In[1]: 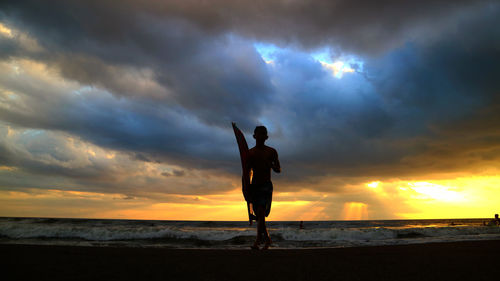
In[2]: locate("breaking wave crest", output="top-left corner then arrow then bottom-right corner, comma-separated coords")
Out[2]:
1,217 -> 499,248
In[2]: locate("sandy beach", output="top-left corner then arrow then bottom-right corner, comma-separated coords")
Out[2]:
2,240 -> 499,281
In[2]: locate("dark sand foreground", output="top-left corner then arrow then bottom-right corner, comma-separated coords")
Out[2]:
2,240 -> 500,281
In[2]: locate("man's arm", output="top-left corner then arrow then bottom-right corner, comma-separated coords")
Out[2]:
271,149 -> 281,173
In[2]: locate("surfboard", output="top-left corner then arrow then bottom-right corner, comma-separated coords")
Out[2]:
232,122 -> 257,224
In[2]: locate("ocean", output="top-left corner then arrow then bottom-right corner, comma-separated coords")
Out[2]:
1,217 -> 499,249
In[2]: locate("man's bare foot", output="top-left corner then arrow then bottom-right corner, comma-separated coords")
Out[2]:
262,236 -> 272,250
251,240 -> 260,250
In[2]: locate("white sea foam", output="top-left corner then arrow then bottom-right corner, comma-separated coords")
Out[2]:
8,222 -> 225,241
1,218 -> 499,248
0,220 -> 254,241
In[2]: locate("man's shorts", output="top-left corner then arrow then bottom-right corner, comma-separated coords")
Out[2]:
250,182 -> 273,217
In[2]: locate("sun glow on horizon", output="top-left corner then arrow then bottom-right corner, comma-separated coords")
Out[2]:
366,176 -> 500,219
405,182 -> 465,202
1,175 -> 499,221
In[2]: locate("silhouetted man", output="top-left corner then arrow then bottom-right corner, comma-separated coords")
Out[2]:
488,214 -> 500,226
248,126 -> 280,250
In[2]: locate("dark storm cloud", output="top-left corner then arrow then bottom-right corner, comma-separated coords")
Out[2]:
0,1 -> 275,187
151,0 -> 486,54
0,0 -> 487,56
0,1 -> 274,128
257,3 -> 500,187
0,123 -> 237,198
259,50 -> 407,185
361,8 -> 500,175
0,0 -> 499,195
0,82 -> 235,169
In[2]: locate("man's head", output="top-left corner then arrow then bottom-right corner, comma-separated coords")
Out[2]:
253,126 -> 268,142
496,214 -> 499,219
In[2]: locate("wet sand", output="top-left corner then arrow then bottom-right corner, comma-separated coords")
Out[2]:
2,240 -> 499,281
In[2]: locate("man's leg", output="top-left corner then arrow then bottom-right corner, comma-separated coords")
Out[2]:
252,206 -> 266,249
256,206 -> 271,249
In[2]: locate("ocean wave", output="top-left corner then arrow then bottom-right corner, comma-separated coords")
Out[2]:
1,219 -> 499,245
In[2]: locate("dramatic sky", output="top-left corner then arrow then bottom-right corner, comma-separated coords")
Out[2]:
1,0 -> 499,220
